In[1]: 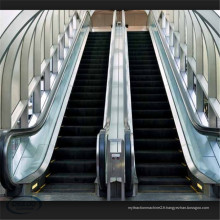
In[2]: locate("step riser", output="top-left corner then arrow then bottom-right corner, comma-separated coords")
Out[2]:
135,152 -> 184,163
56,137 -> 97,147
136,166 -> 187,176
46,176 -> 96,184
54,149 -> 96,160
133,119 -> 175,128
50,162 -> 96,173
67,100 -> 105,108
59,126 -> 101,136
134,140 -> 181,150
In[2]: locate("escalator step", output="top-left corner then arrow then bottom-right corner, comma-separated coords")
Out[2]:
72,86 -> 106,93
74,79 -> 106,86
46,173 -> 96,183
131,87 -> 165,94
50,160 -> 96,173
134,139 -> 181,150
54,148 -> 96,159
133,118 -> 175,128
130,75 -> 162,81
41,183 -> 95,193
130,69 -> 160,75
138,185 -> 194,193
62,116 -> 103,126
131,94 -> 168,102
65,108 -> 104,117
135,150 -> 184,163
133,128 -> 178,139
132,110 -> 172,118
132,102 -> 170,110
76,73 -> 107,80
136,163 -> 187,176
138,176 -> 191,185
59,126 -> 102,136
56,136 -> 97,147
70,93 -> 105,100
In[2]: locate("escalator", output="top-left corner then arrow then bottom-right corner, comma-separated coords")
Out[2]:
38,32 -> 111,193
128,31 -> 195,193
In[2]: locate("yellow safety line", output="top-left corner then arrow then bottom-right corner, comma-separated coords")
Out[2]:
181,163 -> 187,167
190,185 -> 199,193
185,176 -> 191,181
46,173 -> 51,178
50,160 -> 55,163
35,184 -> 46,193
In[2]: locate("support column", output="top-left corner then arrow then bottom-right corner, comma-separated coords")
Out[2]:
208,105 -> 217,127
44,65 -> 51,91
33,82 -> 41,114
174,37 -> 180,58
196,82 -> 203,113
65,28 -> 69,48
59,37 -> 64,60
169,28 -> 174,47
52,50 -> 58,73
180,49 -> 186,72
187,65 -> 194,90
20,106 -> 28,128
69,20 -> 74,38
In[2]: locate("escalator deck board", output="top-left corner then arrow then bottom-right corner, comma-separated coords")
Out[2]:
128,31 -> 192,193
39,32 -> 110,193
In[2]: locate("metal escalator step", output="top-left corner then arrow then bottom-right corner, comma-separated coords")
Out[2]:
136,163 -> 187,176
50,160 -> 96,173
135,150 -> 184,163
46,173 -> 96,183
62,116 -> 103,126
138,185 -> 195,193
56,136 -> 97,148
138,176 -> 191,185
41,183 -> 95,193
134,139 -> 181,150
54,148 -> 96,160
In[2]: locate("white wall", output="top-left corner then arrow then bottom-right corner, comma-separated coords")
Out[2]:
0,10 -> 21,36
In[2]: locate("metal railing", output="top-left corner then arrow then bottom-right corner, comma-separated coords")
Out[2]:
96,10 -> 117,196
103,10 -> 117,129
151,11 -> 220,137
122,10 -> 138,196
0,11 -> 91,195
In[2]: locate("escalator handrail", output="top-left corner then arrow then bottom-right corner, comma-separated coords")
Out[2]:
122,10 -> 129,130
122,10 -> 138,194
0,11 -> 90,191
97,10 -> 117,192
103,10 -> 117,129
152,11 -> 220,138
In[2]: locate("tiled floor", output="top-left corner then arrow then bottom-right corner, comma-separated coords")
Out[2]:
1,192 -> 219,201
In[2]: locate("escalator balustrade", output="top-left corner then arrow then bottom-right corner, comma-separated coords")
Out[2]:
38,32 -> 111,193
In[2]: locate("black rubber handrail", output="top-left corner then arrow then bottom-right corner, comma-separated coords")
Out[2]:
98,130 -> 107,192
125,130 -> 132,195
